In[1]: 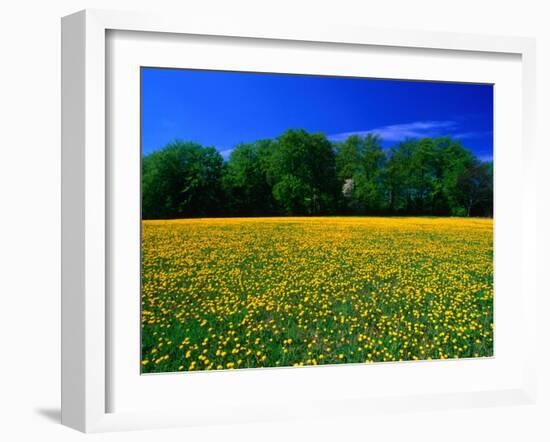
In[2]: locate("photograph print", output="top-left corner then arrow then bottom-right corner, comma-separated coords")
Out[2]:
140,68 -> 493,373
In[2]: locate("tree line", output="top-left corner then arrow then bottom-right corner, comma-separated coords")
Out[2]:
142,129 -> 493,219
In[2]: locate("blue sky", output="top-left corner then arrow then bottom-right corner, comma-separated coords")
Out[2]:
142,68 -> 493,161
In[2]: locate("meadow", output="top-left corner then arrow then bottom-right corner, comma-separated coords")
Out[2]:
141,217 -> 493,373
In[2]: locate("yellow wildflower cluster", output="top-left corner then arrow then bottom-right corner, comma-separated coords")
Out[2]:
141,217 -> 493,373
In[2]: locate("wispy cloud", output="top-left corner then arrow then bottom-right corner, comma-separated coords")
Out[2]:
328,120 -> 460,142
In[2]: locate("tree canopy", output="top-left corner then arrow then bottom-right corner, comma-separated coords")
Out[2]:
142,141 -> 224,219
142,129 -> 493,219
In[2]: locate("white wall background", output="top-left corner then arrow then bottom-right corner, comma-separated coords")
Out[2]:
0,1 -> 548,441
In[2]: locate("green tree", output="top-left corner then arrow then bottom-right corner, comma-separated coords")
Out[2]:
386,137 -> 489,216
408,137 -> 437,213
267,129 -> 337,215
142,140 -> 224,219
435,137 -> 477,216
141,132 -> 493,219
223,140 -> 275,216
456,160 -> 493,216
272,174 -> 311,215
335,133 -> 386,213
386,139 -> 417,213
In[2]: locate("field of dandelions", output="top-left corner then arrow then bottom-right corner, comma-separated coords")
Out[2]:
141,217 -> 493,373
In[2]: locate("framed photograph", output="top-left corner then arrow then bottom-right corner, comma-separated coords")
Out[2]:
61,9 -> 538,432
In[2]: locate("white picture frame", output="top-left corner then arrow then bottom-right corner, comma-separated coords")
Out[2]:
61,9 -> 538,433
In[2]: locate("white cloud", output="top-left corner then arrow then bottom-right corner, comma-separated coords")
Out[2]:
328,120 -> 459,142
